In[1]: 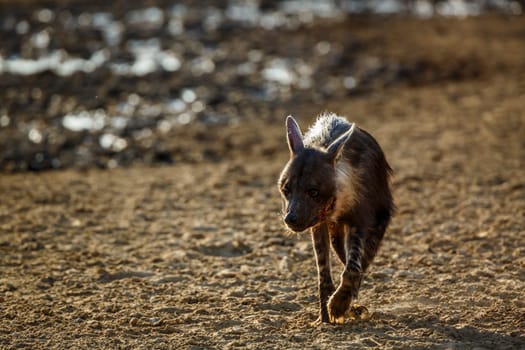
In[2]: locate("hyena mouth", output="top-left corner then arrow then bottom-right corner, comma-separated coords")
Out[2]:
306,198 -> 337,230
286,222 -> 311,233
284,199 -> 337,232
285,216 -> 320,232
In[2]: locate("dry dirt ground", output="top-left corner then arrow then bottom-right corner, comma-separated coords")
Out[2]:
1,15 -> 525,350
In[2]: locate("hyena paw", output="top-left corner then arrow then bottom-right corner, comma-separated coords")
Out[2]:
327,292 -> 351,324
310,316 -> 324,327
312,310 -> 332,325
347,304 -> 370,320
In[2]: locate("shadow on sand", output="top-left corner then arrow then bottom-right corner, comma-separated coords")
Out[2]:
328,311 -> 524,349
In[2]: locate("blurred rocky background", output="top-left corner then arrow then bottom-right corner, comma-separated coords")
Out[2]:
0,0 -> 523,171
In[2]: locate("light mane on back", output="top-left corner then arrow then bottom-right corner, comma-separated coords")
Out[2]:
303,112 -> 353,150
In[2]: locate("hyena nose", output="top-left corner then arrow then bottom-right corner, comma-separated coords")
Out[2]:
284,212 -> 297,226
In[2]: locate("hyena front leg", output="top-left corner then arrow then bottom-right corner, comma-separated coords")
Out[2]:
327,225 -> 364,324
311,223 -> 335,323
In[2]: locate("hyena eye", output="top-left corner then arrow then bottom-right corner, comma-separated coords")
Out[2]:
308,189 -> 319,198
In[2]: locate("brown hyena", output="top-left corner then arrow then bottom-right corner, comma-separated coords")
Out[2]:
278,113 -> 394,324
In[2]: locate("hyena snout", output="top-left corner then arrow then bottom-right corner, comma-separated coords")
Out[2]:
283,202 -> 317,232
284,211 -> 298,226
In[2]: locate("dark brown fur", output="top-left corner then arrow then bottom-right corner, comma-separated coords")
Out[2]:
278,113 -> 394,324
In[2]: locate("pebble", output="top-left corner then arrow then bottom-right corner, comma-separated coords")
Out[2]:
216,269 -> 237,278
279,256 -> 291,272
87,320 -> 102,329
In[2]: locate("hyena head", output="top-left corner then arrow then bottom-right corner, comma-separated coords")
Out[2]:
278,116 -> 354,232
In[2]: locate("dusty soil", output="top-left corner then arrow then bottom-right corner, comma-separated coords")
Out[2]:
1,11 -> 525,350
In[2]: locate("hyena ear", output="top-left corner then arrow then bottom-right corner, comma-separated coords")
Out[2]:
326,123 -> 355,163
286,115 -> 304,155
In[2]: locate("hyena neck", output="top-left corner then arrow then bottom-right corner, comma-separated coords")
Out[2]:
330,160 -> 359,221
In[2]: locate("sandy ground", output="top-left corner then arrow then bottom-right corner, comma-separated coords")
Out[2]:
1,12 -> 525,350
